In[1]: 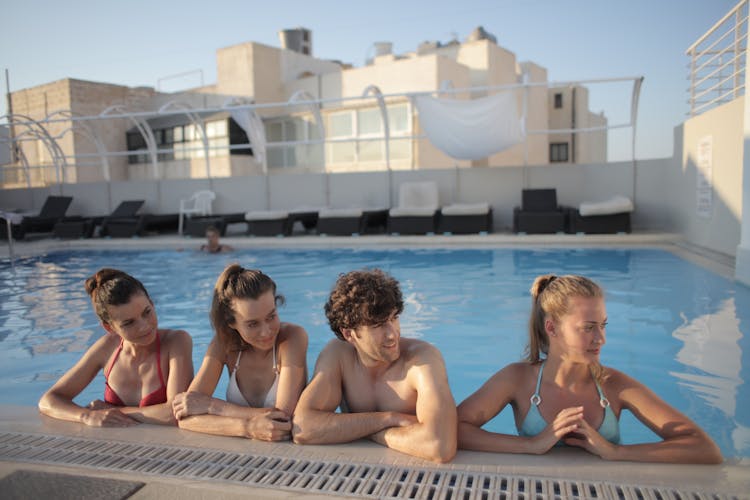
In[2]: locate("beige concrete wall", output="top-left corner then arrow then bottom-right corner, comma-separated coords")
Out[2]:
547,85 -> 606,165
675,97 -> 744,256
216,43 -> 256,97
341,54 -> 448,96
518,62 -> 549,166
10,80 -> 73,186
8,79 -> 162,185
278,49 -> 341,86
581,111 -> 608,164
69,79 -> 154,183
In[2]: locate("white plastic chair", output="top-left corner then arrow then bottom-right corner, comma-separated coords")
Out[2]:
178,190 -> 215,235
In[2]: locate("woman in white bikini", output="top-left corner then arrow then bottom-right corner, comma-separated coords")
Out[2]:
457,274 -> 722,463
172,264 -> 308,441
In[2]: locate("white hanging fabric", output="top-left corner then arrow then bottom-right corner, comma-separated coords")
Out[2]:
229,108 -> 267,171
413,92 -> 524,160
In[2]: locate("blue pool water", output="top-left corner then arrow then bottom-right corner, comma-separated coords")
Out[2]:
1,247 -> 748,459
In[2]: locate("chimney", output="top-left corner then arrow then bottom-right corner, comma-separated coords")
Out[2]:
279,28 -> 312,55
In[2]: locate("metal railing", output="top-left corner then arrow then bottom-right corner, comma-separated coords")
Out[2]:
0,76 -> 643,189
686,0 -> 748,117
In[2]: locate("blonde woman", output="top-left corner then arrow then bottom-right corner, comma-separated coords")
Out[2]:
172,264 -> 308,441
457,274 -> 722,464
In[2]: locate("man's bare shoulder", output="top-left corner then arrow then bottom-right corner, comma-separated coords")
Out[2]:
318,338 -> 356,360
400,338 -> 444,365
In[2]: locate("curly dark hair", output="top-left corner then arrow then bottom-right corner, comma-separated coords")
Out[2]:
324,269 -> 404,340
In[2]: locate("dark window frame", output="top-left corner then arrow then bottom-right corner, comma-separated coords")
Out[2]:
554,93 -> 563,109
550,142 -> 569,163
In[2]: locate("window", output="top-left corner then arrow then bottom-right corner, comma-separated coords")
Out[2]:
206,119 -> 227,139
126,118 -> 243,163
126,131 -> 148,164
327,112 -> 356,164
550,142 -> 569,162
265,116 -> 320,168
229,119 -> 252,156
554,93 -> 563,109
326,103 -> 411,165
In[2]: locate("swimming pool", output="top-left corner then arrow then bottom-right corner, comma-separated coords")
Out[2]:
1,247 -> 748,460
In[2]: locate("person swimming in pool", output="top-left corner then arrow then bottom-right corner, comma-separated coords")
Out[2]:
457,274 -> 722,464
199,225 -> 233,253
292,269 -> 457,463
172,264 -> 308,441
38,268 -> 194,426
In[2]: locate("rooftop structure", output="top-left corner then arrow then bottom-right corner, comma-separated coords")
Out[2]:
1,26 -> 613,188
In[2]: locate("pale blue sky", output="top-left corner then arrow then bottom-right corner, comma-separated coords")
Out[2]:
0,0 -> 739,161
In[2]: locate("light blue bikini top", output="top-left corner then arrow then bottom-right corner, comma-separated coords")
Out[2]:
226,343 -> 279,408
517,361 -> 620,445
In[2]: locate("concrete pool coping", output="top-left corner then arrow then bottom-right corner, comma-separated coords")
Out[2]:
0,405 -> 747,499
3,231 -> 738,280
2,233 -> 746,498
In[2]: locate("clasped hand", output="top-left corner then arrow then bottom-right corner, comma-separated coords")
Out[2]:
172,391 -> 213,420
83,399 -> 137,427
530,406 -> 616,458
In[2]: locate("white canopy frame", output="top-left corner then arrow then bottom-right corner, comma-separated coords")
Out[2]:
45,110 -> 111,181
158,100 -> 211,178
2,113 -> 68,187
100,104 -> 159,179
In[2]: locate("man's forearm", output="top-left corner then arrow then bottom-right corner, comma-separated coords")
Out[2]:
372,422 -> 456,463
293,410 -> 395,444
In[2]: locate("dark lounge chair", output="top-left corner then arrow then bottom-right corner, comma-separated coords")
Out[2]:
317,207 -> 389,236
513,188 -> 567,234
100,200 -> 148,238
566,195 -> 633,234
7,195 -> 73,240
53,200 -> 145,239
245,210 -> 292,237
387,181 -> 440,235
438,202 -> 493,234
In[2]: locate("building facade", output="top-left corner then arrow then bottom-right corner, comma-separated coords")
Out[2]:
3,27 -> 607,187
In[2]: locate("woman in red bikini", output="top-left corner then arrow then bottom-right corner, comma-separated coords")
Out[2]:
38,268 -> 194,426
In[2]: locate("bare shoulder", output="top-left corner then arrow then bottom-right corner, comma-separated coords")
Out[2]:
199,334 -> 230,366
94,332 -> 120,349
90,332 -> 120,357
319,338 -> 353,358
482,361 -> 532,389
401,338 -> 446,366
320,338 -> 355,356
159,329 -> 192,354
279,322 -> 309,345
161,328 -> 192,345
601,366 -> 640,391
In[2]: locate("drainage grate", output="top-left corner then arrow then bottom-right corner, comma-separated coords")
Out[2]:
0,432 -> 736,500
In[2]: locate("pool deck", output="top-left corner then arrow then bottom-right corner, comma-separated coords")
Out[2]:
1,232 -> 746,499
0,405 -> 748,499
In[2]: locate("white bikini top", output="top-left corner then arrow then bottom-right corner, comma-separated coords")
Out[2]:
226,342 -> 279,408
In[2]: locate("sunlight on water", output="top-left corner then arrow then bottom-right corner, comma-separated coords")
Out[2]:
0,248 -> 748,459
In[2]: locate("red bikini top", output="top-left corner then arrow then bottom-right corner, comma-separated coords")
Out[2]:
104,333 -> 167,407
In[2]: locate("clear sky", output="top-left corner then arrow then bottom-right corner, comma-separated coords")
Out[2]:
0,0 -> 739,161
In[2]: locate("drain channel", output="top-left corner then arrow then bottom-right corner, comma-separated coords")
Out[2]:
0,432 -> 735,500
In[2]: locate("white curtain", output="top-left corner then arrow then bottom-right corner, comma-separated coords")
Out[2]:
413,92 -> 524,160
230,108 -> 267,171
